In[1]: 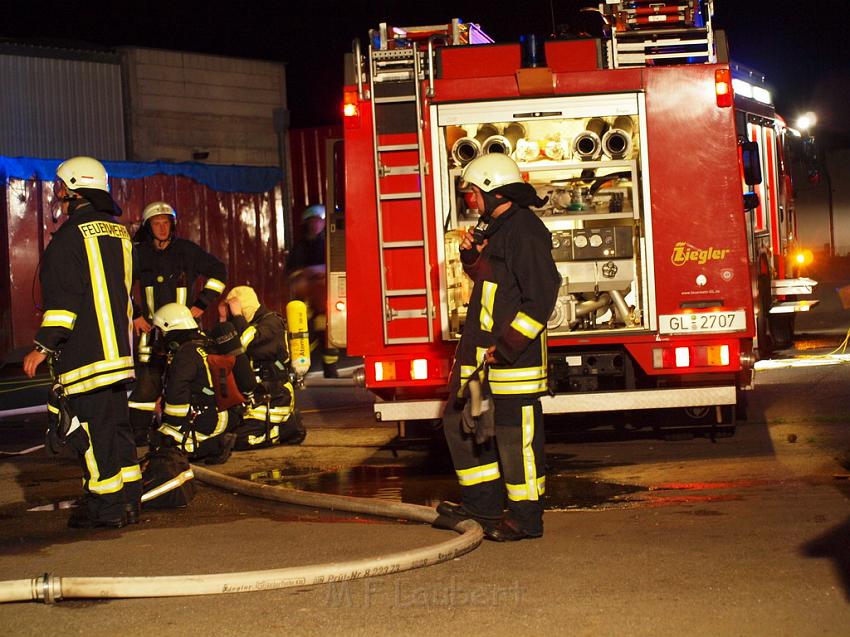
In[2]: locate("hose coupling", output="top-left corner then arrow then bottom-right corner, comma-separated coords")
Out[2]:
32,573 -> 61,604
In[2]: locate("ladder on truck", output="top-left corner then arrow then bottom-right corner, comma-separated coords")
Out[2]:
362,20 -> 492,345
367,38 -> 434,345
601,1 -> 717,68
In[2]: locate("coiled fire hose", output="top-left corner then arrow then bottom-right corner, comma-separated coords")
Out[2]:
0,465 -> 483,604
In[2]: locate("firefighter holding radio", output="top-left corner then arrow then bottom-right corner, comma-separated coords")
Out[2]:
435,153 -> 561,541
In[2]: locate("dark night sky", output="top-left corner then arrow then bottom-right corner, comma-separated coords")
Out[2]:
4,1 -> 849,141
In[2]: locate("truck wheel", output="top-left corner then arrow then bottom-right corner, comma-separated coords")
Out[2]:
756,273 -> 773,358
659,405 -> 737,439
768,313 -> 795,350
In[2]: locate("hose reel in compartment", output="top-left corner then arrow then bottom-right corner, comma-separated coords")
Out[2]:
445,115 -> 637,168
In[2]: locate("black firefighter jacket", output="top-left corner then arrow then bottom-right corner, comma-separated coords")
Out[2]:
231,305 -> 294,426
231,305 -> 290,379
34,205 -> 135,396
134,237 -> 226,319
457,204 -> 561,398
158,338 -> 228,452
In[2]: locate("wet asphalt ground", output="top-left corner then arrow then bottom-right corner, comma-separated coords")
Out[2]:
0,280 -> 849,634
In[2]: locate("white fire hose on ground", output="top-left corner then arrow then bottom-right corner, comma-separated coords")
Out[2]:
0,465 -> 483,604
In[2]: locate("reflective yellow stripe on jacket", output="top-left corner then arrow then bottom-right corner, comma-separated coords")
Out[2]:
204,278 -> 225,294
510,311 -> 544,340
487,365 -> 548,396
41,309 -> 77,329
479,282 -> 497,332
240,326 -> 258,349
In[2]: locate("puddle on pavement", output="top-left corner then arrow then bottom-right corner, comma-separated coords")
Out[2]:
246,463 -> 648,511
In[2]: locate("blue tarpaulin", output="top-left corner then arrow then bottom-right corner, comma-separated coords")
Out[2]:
0,156 -> 282,194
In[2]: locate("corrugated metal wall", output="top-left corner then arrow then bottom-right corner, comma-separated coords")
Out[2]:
0,53 -> 126,160
289,125 -> 340,217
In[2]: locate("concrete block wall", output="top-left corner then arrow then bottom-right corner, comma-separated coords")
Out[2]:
123,47 -> 286,166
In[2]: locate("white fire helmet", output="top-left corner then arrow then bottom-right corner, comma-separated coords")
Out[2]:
152,303 -> 198,333
461,154 -> 524,193
142,201 -> 177,224
302,204 -> 326,221
56,156 -> 110,192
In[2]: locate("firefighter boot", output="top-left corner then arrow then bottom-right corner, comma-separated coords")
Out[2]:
433,501 -> 501,534
484,516 -> 543,542
204,433 -> 237,465
67,498 -> 126,529
279,411 -> 307,445
124,502 -> 141,525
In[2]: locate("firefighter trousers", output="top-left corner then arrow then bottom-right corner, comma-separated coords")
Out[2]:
65,385 -> 142,521
128,354 -> 166,443
156,409 -> 230,462
233,382 -> 301,450
443,394 -> 546,534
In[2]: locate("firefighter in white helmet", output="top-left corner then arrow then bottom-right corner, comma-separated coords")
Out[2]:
23,156 -> 142,528
434,153 -> 561,541
128,200 -> 227,447
148,303 -> 237,465
286,204 -> 340,378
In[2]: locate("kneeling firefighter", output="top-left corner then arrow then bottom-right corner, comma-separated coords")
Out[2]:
435,154 -> 561,541
150,303 -> 236,465
221,286 -> 306,449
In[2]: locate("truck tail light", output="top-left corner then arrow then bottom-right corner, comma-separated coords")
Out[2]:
375,361 -> 396,381
653,344 -> 731,369
715,69 -> 733,107
343,90 -> 361,128
410,358 -> 429,380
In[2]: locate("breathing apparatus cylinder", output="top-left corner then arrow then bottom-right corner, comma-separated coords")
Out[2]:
286,300 -> 311,378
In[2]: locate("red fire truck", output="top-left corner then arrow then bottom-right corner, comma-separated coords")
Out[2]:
332,2 -> 817,433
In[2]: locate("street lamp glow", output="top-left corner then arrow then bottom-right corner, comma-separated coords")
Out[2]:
796,112 -> 817,131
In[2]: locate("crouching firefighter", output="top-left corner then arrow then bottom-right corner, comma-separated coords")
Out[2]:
434,154 -> 561,542
221,286 -> 306,449
150,303 -> 237,465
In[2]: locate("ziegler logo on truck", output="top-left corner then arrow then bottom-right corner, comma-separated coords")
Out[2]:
671,242 -> 730,267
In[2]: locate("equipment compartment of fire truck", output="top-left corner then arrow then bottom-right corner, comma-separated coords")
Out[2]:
336,2 -> 817,432
439,101 -> 647,342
